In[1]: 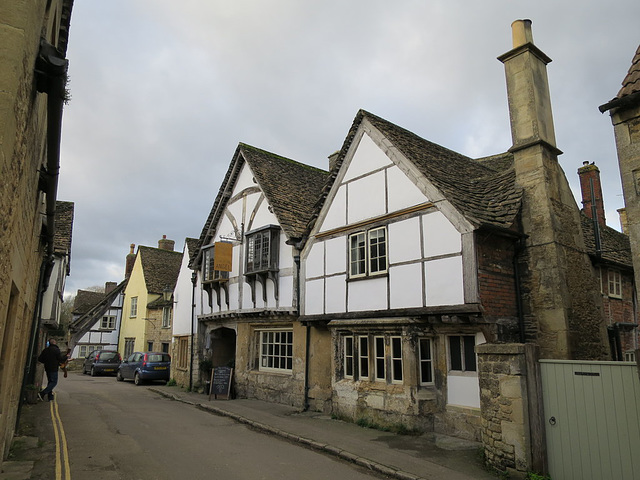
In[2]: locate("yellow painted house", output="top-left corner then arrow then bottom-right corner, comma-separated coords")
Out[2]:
119,236 -> 183,359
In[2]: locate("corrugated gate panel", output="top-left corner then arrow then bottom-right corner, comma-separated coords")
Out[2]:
540,360 -> 640,480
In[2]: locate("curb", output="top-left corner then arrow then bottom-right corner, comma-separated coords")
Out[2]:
150,388 -> 428,480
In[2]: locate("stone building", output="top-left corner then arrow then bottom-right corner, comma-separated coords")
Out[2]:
0,0 -> 74,464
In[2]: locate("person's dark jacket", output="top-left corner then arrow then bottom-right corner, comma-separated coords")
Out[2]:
38,344 -> 66,372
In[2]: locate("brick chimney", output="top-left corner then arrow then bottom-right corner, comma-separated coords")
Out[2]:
578,161 -> 606,227
125,244 -> 136,279
105,282 -> 117,294
158,235 -> 175,251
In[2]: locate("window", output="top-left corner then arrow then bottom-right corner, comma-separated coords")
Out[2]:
161,342 -> 170,353
101,315 -> 115,330
124,338 -> 135,358
130,297 -> 138,317
374,336 -> 385,381
259,330 -> 293,372
449,335 -> 477,372
177,337 -> 189,369
162,307 -> 171,328
358,336 -> 369,379
147,341 -> 153,352
390,336 -> 403,382
608,270 -> 622,298
349,227 -> 387,278
79,345 -> 97,358
419,338 -> 434,385
246,226 -> 280,274
625,351 -> 636,362
344,337 -> 354,378
202,244 -> 230,282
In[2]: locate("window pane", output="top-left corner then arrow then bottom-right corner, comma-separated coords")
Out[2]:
369,228 -> 387,274
419,338 -> 433,384
449,336 -> 462,371
359,337 -> 369,378
375,337 -> 385,380
350,233 -> 366,276
344,337 -> 354,377
258,329 -> 293,372
463,336 -> 476,372
391,337 -> 402,382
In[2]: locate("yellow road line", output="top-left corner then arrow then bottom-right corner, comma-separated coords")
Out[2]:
50,397 -> 71,480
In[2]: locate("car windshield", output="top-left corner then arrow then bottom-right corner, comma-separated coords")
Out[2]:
147,354 -> 170,363
99,352 -> 119,361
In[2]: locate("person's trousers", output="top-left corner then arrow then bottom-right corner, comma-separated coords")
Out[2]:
40,370 -> 58,400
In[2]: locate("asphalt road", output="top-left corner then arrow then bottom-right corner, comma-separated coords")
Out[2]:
50,373 -> 390,480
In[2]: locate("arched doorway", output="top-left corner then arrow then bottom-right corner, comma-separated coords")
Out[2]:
209,327 -> 236,368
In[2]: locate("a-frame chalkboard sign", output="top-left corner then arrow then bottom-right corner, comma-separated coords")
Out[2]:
209,366 -> 233,400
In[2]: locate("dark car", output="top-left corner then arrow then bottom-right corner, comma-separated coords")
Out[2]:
117,351 -> 171,385
83,350 -> 122,376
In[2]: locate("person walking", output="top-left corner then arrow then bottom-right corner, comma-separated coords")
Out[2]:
37,338 -> 68,401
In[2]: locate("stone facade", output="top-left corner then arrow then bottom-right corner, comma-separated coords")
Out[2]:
0,0 -> 73,464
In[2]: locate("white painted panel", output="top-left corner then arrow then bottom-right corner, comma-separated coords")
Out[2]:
306,243 -> 324,279
305,279 -> 324,315
232,244 -> 241,277
278,238 -> 293,269
387,164 -> 429,212
217,215 -> 237,243
389,263 -> 423,309
425,256 -> 464,306
229,283 -> 239,311
343,132 -> 393,181
254,281 -> 266,309
326,275 -> 347,313
319,185 -> 346,232
325,237 -> 346,275
241,282 -> 253,309
248,194 -> 278,229
235,162 -> 258,192
388,217 -> 422,264
279,275 -> 293,308
347,171 -> 386,224
348,277 -> 387,312
423,211 -> 461,257
447,375 -> 480,408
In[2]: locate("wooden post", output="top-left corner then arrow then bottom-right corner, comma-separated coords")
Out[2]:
525,343 -> 548,475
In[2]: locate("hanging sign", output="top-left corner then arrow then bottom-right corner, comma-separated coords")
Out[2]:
214,242 -> 232,272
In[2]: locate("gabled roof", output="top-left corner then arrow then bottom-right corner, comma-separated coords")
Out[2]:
72,289 -> 105,316
138,246 -> 183,295
54,201 -> 74,256
580,215 -> 633,268
69,280 -> 127,341
599,44 -> 640,112
193,143 -> 328,267
185,237 -> 199,256
311,110 -> 522,232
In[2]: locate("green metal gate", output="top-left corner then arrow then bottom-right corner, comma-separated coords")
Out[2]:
540,360 -> 640,480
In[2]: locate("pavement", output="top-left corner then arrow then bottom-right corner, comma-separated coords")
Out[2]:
2,384 -> 499,480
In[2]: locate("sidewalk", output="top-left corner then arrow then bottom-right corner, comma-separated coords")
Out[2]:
149,385 -> 497,480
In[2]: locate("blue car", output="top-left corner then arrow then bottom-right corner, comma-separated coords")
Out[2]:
116,351 -> 171,385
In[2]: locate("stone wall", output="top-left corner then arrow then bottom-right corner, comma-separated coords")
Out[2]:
477,343 -> 540,477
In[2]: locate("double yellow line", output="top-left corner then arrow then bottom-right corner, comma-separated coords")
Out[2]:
49,397 -> 71,480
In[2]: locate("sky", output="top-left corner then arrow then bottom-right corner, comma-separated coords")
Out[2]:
58,0 -> 640,296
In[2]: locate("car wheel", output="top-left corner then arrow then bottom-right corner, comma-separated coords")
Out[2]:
134,372 -> 142,385
90,367 -> 96,377
116,370 -> 124,382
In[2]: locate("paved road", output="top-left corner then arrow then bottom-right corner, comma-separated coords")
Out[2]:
54,373 -> 390,480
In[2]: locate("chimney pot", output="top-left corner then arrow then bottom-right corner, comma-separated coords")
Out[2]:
511,19 -> 533,48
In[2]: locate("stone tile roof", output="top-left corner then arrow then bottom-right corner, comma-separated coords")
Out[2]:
72,290 -> 105,315
313,110 -> 522,232
185,237 -> 199,256
580,214 -> 633,268
138,246 -> 183,295
54,201 -> 74,255
69,280 -> 127,337
193,144 -> 328,267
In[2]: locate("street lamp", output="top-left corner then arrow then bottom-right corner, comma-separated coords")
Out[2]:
163,285 -> 172,302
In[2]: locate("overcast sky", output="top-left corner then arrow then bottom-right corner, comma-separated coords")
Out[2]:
58,0 -> 640,296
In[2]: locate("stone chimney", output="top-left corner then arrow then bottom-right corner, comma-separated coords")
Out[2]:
328,151 -> 340,172
105,282 -> 117,294
618,208 -> 628,234
158,235 -> 175,251
125,244 -> 136,279
498,20 -> 608,360
578,161 -> 606,227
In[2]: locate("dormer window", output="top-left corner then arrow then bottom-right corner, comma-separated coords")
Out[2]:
245,225 -> 280,274
201,242 -> 231,308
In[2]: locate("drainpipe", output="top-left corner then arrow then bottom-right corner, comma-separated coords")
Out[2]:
513,236 -> 527,343
292,250 -> 310,411
190,271 -> 197,391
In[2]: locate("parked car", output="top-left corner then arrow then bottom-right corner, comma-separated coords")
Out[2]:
117,351 -> 171,385
83,350 -> 122,376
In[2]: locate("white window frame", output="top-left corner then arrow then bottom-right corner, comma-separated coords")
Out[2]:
624,351 -> 636,362
258,329 -> 293,373
374,336 -> 386,381
448,335 -> 477,373
418,338 -> 434,385
344,336 -> 354,378
608,269 -> 622,298
130,297 -> 138,317
348,227 -> 388,279
162,307 -> 171,328
390,336 -> 403,383
101,315 -> 116,330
